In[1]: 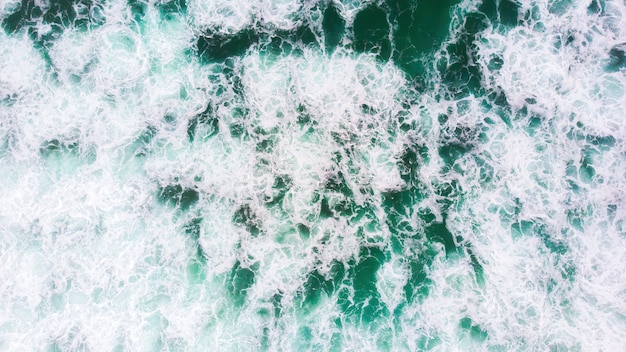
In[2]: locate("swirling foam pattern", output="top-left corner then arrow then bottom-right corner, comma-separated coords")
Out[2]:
1,0 -> 625,350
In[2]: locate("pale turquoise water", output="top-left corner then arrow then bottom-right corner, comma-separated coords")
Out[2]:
0,0 -> 625,350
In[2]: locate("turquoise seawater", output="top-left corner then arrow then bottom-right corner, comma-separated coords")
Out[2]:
1,0 -> 625,350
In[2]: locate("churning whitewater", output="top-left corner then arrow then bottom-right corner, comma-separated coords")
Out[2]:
1,0 -> 625,350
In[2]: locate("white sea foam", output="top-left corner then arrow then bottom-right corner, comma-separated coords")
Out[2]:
188,0 -> 303,33
423,0 -> 626,349
1,0 -> 626,350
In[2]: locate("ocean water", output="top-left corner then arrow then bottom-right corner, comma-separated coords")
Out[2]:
0,0 -> 625,350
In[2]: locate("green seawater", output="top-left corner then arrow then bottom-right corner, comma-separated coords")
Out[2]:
1,0 -> 625,350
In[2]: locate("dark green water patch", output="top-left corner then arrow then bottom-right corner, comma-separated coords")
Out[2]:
258,21 -> 323,58
539,230 -> 568,257
319,194 -> 377,226
229,120 -> 248,140
139,126 -> 158,143
297,223 -> 311,240
579,147 -> 597,183
318,168 -> 370,220
260,34 -> 293,58
418,207 -> 438,225
541,226 -> 576,282
324,171 -> 353,197
218,58 -> 247,97
352,5 -> 391,61
438,143 -> 472,170
567,208 -> 585,232
381,187 -> 429,257
587,134 -> 616,151
588,0 -> 606,14
459,317 -> 488,342
227,105 -> 249,135
39,138 -> 97,170
156,0 -> 186,18
323,2 -> 345,54
524,113 -> 544,137
228,260 -> 259,307
488,54 -> 504,71
232,204 -> 263,237
3,0 -> 104,35
393,213 -> 468,308
163,112 -> 177,127
473,154 -> 496,186
157,184 -> 199,210
3,0 -> 41,34
424,219 -> 458,256
387,0 -> 461,78
438,12 -> 488,99
433,179 -> 461,212
200,21 -> 321,62
338,246 -> 389,323
1,92 -> 18,107
607,204 -> 617,223
384,145 -> 431,246
295,103 -> 315,126
128,0 -> 147,22
466,245 -> 485,287
486,91 -> 513,127
269,291 -> 283,318
254,131 -> 277,153
265,174 -> 292,207
196,28 -> 259,63
479,0 -> 521,27
397,144 -> 429,185
273,25 -> 319,52
566,122 -> 617,151
187,104 -> 219,142
606,43 -> 626,72
319,195 -> 351,219
403,252 -> 435,304
299,261 -> 345,311
438,123 -> 481,170
3,0 -> 105,69
258,326 -> 270,351
183,217 -> 202,241
39,139 -> 79,158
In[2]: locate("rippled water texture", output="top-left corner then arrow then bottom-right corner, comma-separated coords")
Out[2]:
1,0 -> 625,350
